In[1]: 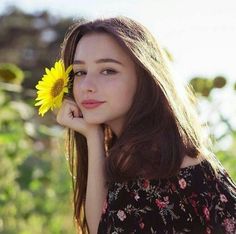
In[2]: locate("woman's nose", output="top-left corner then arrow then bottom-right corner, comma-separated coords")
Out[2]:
79,75 -> 97,93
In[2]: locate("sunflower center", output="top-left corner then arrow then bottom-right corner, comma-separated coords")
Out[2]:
51,78 -> 64,97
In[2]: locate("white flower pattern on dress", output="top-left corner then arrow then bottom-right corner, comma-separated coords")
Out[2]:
117,210 -> 127,221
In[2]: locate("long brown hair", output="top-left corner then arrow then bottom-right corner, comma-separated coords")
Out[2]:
60,16 -> 214,233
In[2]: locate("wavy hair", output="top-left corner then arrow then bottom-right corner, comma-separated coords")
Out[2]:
60,16 -> 214,234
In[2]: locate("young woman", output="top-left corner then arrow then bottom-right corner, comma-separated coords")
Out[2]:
56,16 -> 236,234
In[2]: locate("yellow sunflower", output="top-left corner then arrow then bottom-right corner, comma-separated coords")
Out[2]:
35,59 -> 72,116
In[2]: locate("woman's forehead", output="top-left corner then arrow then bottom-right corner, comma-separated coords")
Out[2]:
73,33 -> 131,64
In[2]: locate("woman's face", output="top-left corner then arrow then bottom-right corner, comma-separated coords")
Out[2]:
72,32 -> 137,137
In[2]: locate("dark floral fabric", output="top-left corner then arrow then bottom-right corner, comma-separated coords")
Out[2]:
97,160 -> 236,234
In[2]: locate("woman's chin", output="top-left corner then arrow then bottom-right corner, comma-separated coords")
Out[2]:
83,116 -> 105,125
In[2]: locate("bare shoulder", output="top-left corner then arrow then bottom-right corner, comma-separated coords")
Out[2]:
180,154 -> 205,168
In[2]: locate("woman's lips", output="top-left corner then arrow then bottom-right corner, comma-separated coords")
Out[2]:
81,102 -> 105,109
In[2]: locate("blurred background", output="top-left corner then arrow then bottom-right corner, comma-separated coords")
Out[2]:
0,0 -> 235,233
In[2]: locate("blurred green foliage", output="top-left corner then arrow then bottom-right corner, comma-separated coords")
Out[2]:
189,75 -> 236,180
0,86 -> 75,233
0,6 -> 85,90
0,86 -> 74,234
0,7 -> 79,233
0,53 -> 75,232
190,76 -> 227,97
0,63 -> 24,84
0,6 -> 235,234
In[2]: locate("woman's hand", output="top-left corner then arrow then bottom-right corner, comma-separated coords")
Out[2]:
56,98 -> 103,139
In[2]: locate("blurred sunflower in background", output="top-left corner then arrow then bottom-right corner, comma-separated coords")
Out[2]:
35,60 -> 72,116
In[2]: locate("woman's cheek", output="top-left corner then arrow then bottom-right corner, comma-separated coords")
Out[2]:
73,78 -> 80,95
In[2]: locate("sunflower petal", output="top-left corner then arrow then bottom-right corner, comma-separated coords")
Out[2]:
35,60 -> 72,117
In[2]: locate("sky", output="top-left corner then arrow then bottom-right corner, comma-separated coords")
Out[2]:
1,0 -> 235,149
1,0 -> 236,84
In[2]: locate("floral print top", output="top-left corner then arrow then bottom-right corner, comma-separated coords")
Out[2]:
97,159 -> 236,233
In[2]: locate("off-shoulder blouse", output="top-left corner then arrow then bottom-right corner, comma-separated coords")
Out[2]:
98,159 -> 236,233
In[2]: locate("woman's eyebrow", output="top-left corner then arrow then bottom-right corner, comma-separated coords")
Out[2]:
73,58 -> 124,66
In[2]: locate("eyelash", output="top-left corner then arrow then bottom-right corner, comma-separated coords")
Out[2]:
73,69 -> 117,77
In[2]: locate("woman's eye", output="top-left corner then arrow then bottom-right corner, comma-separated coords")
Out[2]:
73,71 -> 86,77
73,69 -> 117,78
102,69 -> 117,75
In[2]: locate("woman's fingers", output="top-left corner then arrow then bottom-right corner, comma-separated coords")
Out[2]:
56,99 -> 84,131
63,98 -> 83,117
56,99 -> 103,138
68,100 -> 80,118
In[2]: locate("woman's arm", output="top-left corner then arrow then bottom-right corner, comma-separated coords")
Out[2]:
85,129 -> 108,234
56,99 -> 108,234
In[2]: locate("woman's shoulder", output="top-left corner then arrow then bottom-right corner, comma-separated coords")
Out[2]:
180,154 -> 204,169
110,153 -> 235,193
112,155 -> 212,190
178,154 -> 216,177
176,154 -> 236,197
